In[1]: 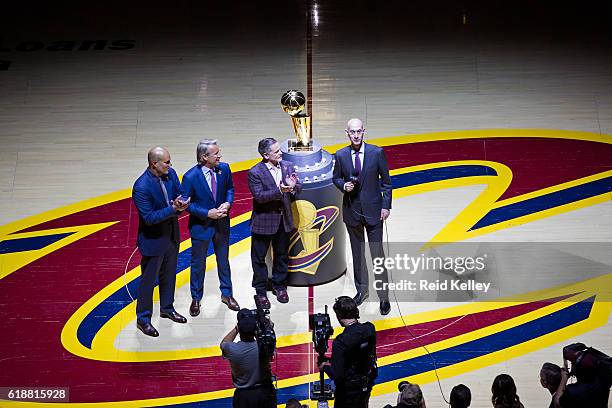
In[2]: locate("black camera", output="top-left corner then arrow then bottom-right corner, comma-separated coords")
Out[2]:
252,295 -> 276,360
563,343 -> 612,385
309,308 -> 334,357
309,306 -> 335,403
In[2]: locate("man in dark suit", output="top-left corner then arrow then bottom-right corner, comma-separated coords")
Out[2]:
132,146 -> 189,337
182,139 -> 239,317
248,137 -> 301,308
332,118 -> 392,315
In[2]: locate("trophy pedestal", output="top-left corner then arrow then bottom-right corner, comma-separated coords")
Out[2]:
281,140 -> 347,286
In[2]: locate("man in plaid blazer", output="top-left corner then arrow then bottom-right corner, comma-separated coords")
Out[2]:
248,137 -> 301,308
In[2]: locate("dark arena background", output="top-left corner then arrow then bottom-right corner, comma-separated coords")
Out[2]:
1,1 -> 611,407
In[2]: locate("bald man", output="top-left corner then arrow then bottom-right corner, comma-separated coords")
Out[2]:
132,147 -> 190,337
332,119 -> 392,315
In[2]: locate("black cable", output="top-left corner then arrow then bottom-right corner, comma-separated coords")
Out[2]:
383,219 -> 452,406
344,182 -> 453,405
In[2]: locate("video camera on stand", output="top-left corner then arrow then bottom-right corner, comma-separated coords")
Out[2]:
252,295 -> 277,361
309,306 -> 335,407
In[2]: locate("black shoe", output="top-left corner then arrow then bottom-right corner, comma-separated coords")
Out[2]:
353,292 -> 369,306
272,288 -> 289,303
189,299 -> 201,317
160,310 -> 187,323
380,300 -> 391,315
137,321 -> 159,337
255,294 -> 271,309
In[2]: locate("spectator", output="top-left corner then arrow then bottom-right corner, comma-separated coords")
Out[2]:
491,374 -> 524,408
540,363 -> 562,408
285,398 -> 302,408
450,384 -> 471,408
382,381 -> 426,408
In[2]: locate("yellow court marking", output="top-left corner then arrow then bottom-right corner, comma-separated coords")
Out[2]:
6,274 -> 612,407
1,129 -> 611,406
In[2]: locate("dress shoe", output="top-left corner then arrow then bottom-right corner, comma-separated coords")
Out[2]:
256,294 -> 271,309
272,288 -> 289,303
160,310 -> 187,323
353,292 -> 369,306
221,295 -> 240,311
189,299 -> 201,317
137,321 -> 159,337
380,300 -> 391,316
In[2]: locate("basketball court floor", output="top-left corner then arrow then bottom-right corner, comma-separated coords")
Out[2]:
1,1 -> 611,407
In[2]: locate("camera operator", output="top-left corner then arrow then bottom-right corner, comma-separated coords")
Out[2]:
318,296 -> 377,408
221,308 -> 276,408
552,355 -> 610,408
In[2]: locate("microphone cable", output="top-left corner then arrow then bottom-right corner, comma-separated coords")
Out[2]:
343,181 -> 453,405
382,218 -> 453,406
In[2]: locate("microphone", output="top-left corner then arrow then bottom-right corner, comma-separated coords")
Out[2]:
349,170 -> 360,189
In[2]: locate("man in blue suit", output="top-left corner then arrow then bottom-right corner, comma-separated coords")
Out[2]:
182,139 -> 239,316
332,118 -> 392,315
132,146 -> 190,337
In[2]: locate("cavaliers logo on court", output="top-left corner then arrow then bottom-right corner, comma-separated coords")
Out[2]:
0,129 -> 610,406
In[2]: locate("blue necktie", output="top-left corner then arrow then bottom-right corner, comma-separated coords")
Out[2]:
159,178 -> 170,207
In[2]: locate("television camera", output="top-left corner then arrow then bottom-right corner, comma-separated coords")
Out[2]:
309,306 -> 335,406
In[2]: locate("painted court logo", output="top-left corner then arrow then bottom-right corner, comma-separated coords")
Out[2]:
288,201 -> 339,275
0,129 -> 610,406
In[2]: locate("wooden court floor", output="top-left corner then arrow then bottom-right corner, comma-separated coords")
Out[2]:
1,1 -> 611,407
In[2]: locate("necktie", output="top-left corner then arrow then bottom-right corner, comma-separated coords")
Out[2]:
210,169 -> 217,199
159,178 -> 170,207
354,150 -> 361,173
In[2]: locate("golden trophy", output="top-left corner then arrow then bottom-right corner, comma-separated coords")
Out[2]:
281,90 -> 312,151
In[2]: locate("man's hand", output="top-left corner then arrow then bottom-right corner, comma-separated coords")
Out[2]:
208,208 -> 227,219
344,182 -> 355,192
280,184 -> 294,193
285,174 -> 297,188
172,196 -> 190,212
218,202 -> 231,212
381,208 -> 390,221
318,361 -> 331,371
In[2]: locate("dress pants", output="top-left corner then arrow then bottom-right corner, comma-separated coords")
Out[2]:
233,383 -> 276,408
346,218 -> 389,301
137,242 -> 178,323
334,390 -> 371,408
190,229 -> 233,301
251,223 -> 289,295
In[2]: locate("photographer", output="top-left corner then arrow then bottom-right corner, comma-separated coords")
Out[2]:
553,358 -> 610,408
319,296 -> 377,408
221,309 -> 276,408
383,381 -> 426,408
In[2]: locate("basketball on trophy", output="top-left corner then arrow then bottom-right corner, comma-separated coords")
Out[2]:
281,90 -> 306,116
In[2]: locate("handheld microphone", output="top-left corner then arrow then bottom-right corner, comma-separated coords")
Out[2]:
349,170 -> 360,189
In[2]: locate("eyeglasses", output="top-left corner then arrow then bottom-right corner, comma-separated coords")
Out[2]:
346,129 -> 365,136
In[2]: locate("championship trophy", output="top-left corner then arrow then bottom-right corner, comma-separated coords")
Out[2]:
279,90 -> 346,286
281,90 -> 312,152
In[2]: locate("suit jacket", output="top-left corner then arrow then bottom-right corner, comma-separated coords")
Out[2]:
182,162 -> 234,240
332,142 -> 392,226
132,167 -> 182,256
248,160 -> 302,234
